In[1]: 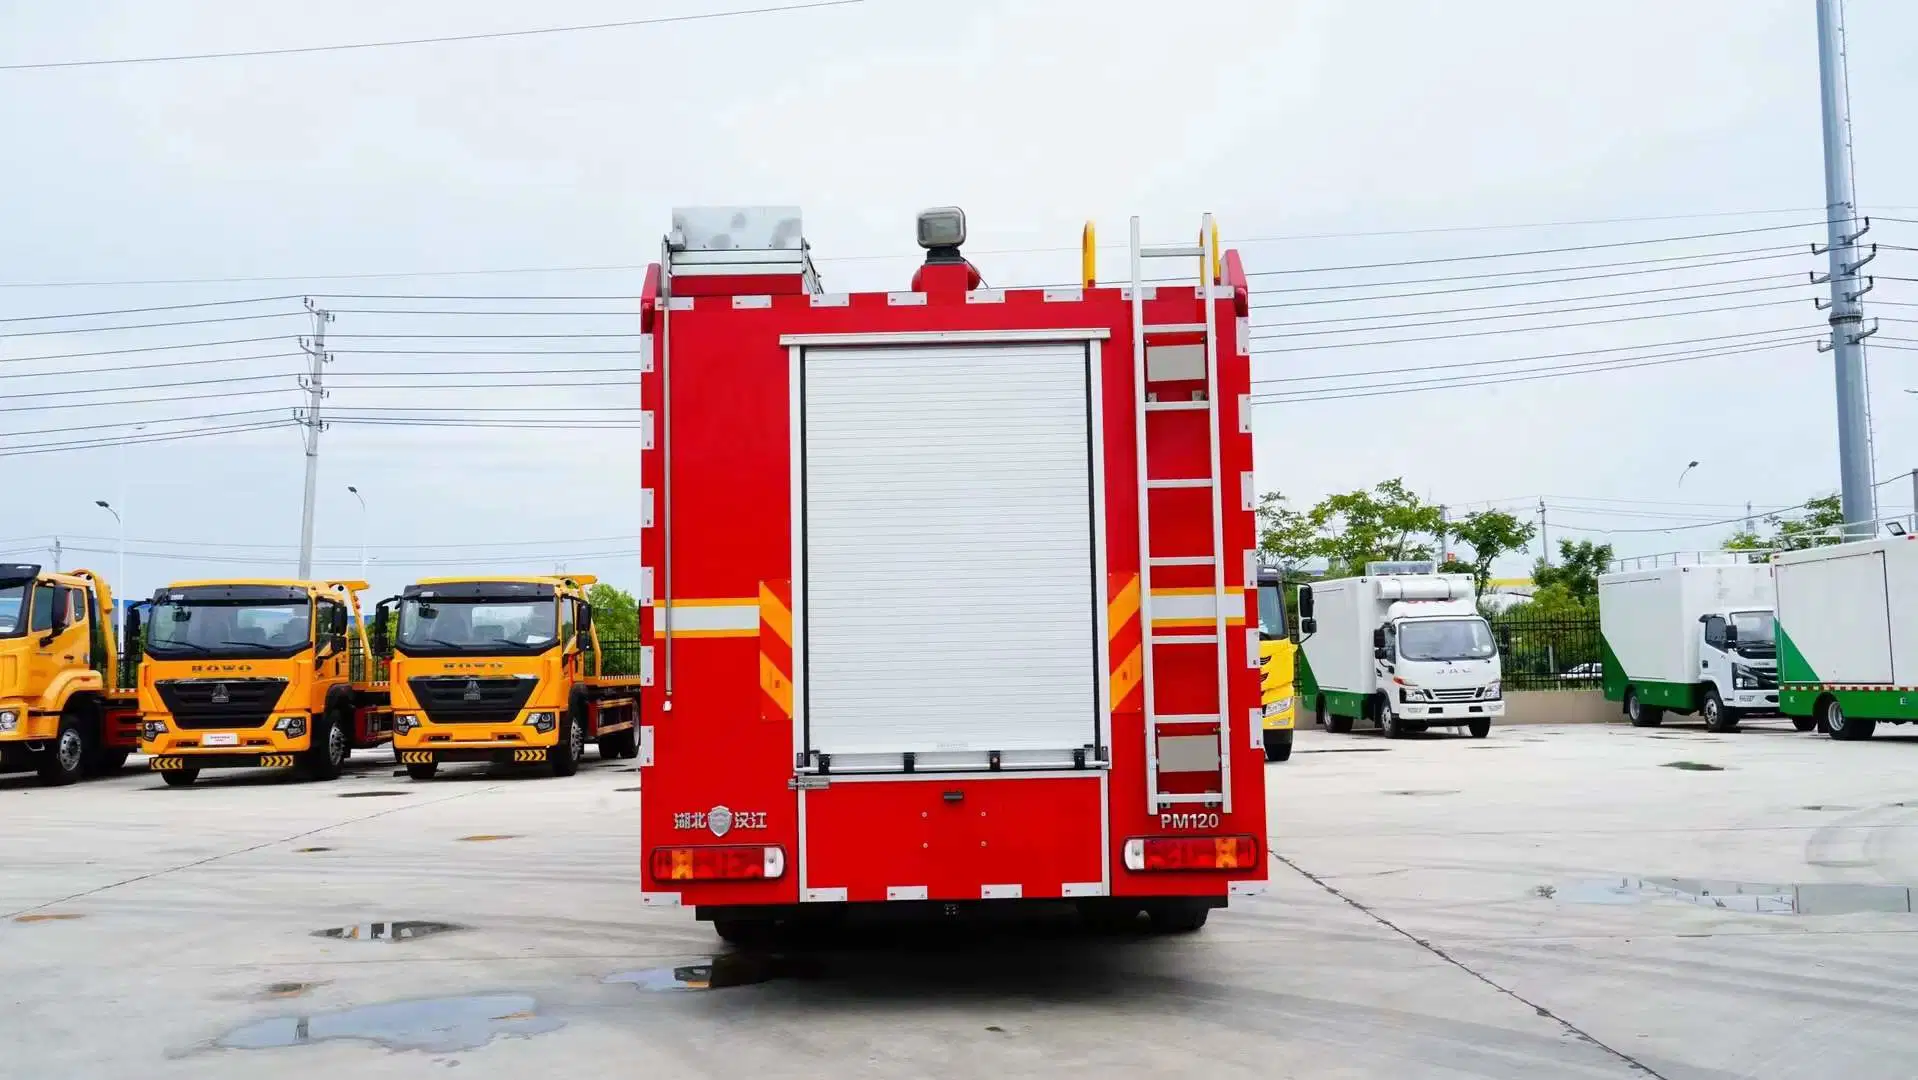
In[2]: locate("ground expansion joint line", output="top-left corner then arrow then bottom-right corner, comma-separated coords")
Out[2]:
3,784 -> 499,920
1268,850 -> 1672,1079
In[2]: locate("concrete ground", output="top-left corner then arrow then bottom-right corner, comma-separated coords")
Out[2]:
2,723 -> 1915,1079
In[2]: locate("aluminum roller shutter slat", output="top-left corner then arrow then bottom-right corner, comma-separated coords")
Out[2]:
802,342 -> 1100,759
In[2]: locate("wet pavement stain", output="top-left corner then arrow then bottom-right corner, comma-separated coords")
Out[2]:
312,921 -> 466,943
1801,804 -> 1861,812
264,981 -> 319,998
337,791 -> 411,799
604,953 -> 795,991
12,913 -> 83,923
457,834 -> 520,843
218,993 -> 561,1053
1295,747 -> 1393,754
1661,761 -> 1725,771
615,786 -> 641,792
1539,877 -> 1916,914
1384,789 -> 1459,797
294,847 -> 334,853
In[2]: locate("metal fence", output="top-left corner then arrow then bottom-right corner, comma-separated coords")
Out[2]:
1492,617 -> 1602,692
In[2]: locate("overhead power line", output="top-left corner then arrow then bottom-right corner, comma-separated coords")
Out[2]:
0,1 -> 864,70
1250,279 -> 1808,333
0,418 -> 297,458
0,309 -> 302,338
1249,327 -> 1811,387
1252,265 -> 1805,309
1241,222 -> 1821,279
1249,298 -> 1807,350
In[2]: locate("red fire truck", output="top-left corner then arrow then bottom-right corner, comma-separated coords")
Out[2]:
635,206 -> 1269,941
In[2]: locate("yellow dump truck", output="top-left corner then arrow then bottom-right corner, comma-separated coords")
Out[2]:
1256,566 -> 1296,762
0,564 -> 142,784
136,579 -> 392,786
380,575 -> 641,779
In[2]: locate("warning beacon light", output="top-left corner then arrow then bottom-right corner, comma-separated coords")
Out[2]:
916,206 -> 967,255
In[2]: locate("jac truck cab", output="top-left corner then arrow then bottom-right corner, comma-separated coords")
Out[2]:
1255,566 -> 1296,762
1297,563 -> 1503,739
0,564 -> 141,784
137,579 -> 392,786
381,575 -> 640,779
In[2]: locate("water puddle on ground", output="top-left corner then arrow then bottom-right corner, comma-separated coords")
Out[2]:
1661,761 -> 1725,771
337,791 -> 411,799
604,953 -> 794,992
1537,877 -> 1915,915
218,993 -> 560,1053
263,981 -> 319,998
312,921 -> 466,943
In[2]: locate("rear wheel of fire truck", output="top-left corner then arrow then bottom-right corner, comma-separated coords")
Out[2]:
1323,697 -> 1353,735
36,708 -> 91,786
299,712 -> 349,781
1467,717 -> 1492,739
549,714 -> 585,777
1624,689 -> 1663,728
1701,688 -> 1739,733
160,767 -> 200,788
1145,899 -> 1210,934
1262,729 -> 1292,762
1792,715 -> 1818,732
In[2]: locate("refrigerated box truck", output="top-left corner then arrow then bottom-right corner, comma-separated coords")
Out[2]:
1774,537 -> 1918,740
1296,564 -> 1502,739
1598,560 -> 1781,732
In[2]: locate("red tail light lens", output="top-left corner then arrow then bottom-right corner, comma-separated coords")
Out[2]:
648,845 -> 786,882
1122,834 -> 1259,871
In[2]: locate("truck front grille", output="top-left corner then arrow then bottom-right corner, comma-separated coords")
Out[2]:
408,676 -> 537,725
1429,688 -> 1482,702
154,678 -> 287,730
1752,668 -> 1779,690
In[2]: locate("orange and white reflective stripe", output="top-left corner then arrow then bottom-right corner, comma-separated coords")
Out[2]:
1147,587 -> 1249,631
649,599 -> 759,638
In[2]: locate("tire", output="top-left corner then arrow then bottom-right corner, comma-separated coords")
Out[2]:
1701,688 -> 1740,733
1625,689 -> 1664,728
1325,698 -> 1353,735
299,714 -> 348,781
1146,900 -> 1210,933
1379,697 -> 1405,739
711,918 -> 778,947
37,710 -> 89,786
1313,696 -> 1327,728
1824,698 -> 1876,741
405,762 -> 439,780
160,767 -> 200,788
1792,715 -> 1818,733
86,747 -> 130,776
1468,717 -> 1492,739
598,725 -> 637,761
1262,729 -> 1293,763
549,714 -> 584,777
1077,899 -> 1145,934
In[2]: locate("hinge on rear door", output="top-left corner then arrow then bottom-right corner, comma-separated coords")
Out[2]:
788,774 -> 829,791
1072,748 -> 1087,769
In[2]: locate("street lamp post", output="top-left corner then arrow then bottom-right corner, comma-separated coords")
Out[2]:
93,500 -> 123,596
1677,461 -> 1700,489
347,485 -> 367,578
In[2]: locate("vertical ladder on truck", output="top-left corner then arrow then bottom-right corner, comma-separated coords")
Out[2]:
1131,215 -> 1233,815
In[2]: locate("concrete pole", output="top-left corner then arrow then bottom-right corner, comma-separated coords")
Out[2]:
1537,499 -> 1550,568
297,300 -> 332,579
1815,0 -> 1878,538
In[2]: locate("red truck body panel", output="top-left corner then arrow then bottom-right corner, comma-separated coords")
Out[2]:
637,213 -> 1267,916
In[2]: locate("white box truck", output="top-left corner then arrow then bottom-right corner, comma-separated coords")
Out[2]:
1597,559 -> 1781,732
1774,537 -> 1918,740
1295,562 -> 1502,739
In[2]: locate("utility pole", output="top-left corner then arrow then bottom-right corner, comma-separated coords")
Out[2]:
1909,468 -> 1916,533
297,299 -> 333,579
1814,0 -> 1880,538
1437,504 -> 1448,564
1745,502 -> 1755,535
51,536 -> 61,572
1537,499 -> 1550,568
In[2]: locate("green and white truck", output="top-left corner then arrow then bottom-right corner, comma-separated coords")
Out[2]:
1598,559 -> 1781,732
1774,537 -> 1918,741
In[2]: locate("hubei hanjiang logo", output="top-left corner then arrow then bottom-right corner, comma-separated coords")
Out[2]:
672,806 -> 769,835
209,683 -> 230,705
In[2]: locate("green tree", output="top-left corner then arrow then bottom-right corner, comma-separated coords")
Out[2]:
1307,478 -> 1445,578
585,582 -> 641,675
1725,494 -> 1844,552
1446,509 -> 1536,598
1531,539 -> 1613,605
1256,493 -> 1318,572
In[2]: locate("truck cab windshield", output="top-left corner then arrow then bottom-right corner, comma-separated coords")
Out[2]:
0,580 -> 26,638
145,599 -> 313,660
1730,610 -> 1776,658
397,597 -> 558,655
1397,618 -> 1496,662
1257,581 -> 1288,640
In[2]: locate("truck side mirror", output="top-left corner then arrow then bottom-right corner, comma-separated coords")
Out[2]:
1297,586 -> 1315,620
124,606 -> 142,645
1372,627 -> 1386,649
372,599 -> 393,655
1722,622 -> 1738,645
577,603 -> 593,639
1374,645 -> 1388,661
1298,616 -> 1316,638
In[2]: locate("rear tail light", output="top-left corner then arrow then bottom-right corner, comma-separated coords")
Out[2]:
648,845 -> 786,882
1122,835 -> 1259,872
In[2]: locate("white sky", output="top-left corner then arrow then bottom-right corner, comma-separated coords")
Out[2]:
2,0 -> 1914,602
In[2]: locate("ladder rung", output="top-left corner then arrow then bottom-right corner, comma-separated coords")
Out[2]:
1141,244 -> 1204,259
1152,633 -> 1220,645
1144,399 -> 1209,412
1142,322 -> 1207,334
1146,477 -> 1213,490
1154,793 -> 1223,805
1153,713 -> 1221,726
1147,556 -> 1216,567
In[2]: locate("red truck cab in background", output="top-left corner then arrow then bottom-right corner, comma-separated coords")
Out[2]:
636,206 -> 1268,941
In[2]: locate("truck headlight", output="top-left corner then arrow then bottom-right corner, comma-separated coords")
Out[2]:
524,712 -> 558,734
0,709 -> 18,732
1733,666 -> 1758,690
273,716 -> 307,739
1482,681 -> 1500,699
394,714 -> 420,734
1262,697 -> 1293,717
142,721 -> 167,740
